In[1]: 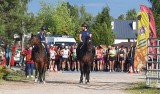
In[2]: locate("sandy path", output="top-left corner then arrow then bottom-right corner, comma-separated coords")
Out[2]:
0,71 -> 145,94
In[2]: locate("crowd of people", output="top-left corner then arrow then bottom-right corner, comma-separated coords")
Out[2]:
41,43 -> 136,73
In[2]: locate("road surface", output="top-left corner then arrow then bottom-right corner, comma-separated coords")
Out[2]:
0,71 -> 145,94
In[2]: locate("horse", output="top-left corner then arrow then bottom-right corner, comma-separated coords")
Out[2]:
29,35 -> 49,83
77,36 -> 95,84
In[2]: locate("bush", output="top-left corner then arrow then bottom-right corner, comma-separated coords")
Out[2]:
3,70 -> 26,81
0,66 -> 9,80
0,66 -> 26,81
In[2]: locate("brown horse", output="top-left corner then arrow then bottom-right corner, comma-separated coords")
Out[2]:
77,36 -> 95,84
29,35 -> 49,83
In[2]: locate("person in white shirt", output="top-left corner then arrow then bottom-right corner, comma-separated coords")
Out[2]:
61,46 -> 70,71
49,44 -> 57,71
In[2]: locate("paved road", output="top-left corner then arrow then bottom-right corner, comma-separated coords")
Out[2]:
0,71 -> 145,94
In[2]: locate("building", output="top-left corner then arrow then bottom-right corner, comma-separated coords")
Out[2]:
112,20 -> 137,45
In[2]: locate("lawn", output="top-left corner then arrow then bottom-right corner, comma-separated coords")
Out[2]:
126,82 -> 160,94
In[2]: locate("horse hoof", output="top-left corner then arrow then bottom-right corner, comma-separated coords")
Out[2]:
43,81 -> 46,84
79,81 -> 83,84
34,79 -> 38,83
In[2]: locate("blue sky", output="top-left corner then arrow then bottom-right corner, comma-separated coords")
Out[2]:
28,0 -> 151,18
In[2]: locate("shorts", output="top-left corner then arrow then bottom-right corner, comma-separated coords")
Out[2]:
109,56 -> 116,61
119,57 -> 124,61
73,56 -> 77,61
96,58 -> 102,61
62,58 -> 68,62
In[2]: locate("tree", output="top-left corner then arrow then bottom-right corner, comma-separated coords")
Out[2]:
66,2 -> 80,40
126,9 -> 137,20
79,5 -> 93,26
91,6 -> 115,46
118,14 -> 125,20
0,0 -> 32,43
53,2 -> 76,36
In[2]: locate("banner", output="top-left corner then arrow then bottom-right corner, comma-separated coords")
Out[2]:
140,5 -> 157,38
140,5 -> 157,60
134,12 -> 149,70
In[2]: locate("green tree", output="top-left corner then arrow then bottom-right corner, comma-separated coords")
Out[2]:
79,5 -> 93,26
0,0 -> 32,42
53,2 -> 76,36
66,2 -> 80,40
91,6 -> 115,46
126,9 -> 137,20
118,14 -> 125,20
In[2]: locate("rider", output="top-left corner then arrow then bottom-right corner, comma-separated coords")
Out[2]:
79,23 -> 92,43
77,23 -> 92,59
37,25 -> 50,59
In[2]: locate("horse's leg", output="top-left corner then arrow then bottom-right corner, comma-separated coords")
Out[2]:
38,63 -> 43,83
34,63 -> 38,83
79,62 -> 83,83
42,64 -> 47,84
86,64 -> 91,83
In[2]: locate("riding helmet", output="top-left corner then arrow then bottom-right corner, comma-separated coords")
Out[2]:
81,23 -> 88,28
41,25 -> 48,31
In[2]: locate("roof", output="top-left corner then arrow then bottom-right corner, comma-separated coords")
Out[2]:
114,42 -> 136,48
112,20 -> 137,39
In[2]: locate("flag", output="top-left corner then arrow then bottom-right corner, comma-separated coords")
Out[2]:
134,12 -> 149,70
140,5 -> 157,60
140,5 -> 157,38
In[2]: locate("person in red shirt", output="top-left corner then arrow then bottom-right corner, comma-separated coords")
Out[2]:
23,45 -> 34,78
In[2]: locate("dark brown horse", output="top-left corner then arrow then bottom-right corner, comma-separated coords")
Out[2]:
77,36 -> 95,84
29,35 -> 49,83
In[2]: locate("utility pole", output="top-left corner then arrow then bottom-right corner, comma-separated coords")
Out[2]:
22,21 -> 25,52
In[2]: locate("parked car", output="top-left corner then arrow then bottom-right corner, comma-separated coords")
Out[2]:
14,50 -> 21,62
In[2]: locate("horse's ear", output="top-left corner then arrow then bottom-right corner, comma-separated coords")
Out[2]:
31,33 -> 34,38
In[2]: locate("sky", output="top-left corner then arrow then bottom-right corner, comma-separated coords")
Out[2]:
28,0 -> 152,18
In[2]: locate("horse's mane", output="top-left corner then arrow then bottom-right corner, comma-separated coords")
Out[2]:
30,35 -> 41,46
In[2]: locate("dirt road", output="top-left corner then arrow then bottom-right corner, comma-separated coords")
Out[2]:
0,71 -> 145,94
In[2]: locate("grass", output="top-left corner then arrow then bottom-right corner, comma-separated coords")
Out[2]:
126,82 -> 160,94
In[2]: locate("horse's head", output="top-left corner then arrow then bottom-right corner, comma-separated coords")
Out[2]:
85,36 -> 92,45
29,34 -> 41,46
84,36 -> 94,52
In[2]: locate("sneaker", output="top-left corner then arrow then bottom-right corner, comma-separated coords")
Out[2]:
26,75 -> 29,78
31,75 -> 34,78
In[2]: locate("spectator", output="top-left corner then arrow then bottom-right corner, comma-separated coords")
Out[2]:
5,44 -> 11,67
96,45 -> 103,71
23,45 -> 34,78
61,45 -> 70,71
49,44 -> 57,71
118,45 -> 126,72
128,43 -> 136,73
108,45 -> 116,72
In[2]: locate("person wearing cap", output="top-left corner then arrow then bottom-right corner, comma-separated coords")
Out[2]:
79,23 -> 92,43
77,23 -> 92,60
37,25 -> 50,60
37,26 -> 48,43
